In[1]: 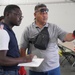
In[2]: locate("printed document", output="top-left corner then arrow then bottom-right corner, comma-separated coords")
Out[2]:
18,58 -> 44,67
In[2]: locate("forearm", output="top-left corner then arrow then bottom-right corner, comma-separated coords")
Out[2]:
64,33 -> 74,42
20,48 -> 27,57
0,56 -> 24,66
0,48 -> 33,66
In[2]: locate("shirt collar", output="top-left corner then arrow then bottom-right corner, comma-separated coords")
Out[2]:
32,22 -> 49,28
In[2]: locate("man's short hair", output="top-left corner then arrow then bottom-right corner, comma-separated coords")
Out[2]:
4,4 -> 20,16
0,16 -> 4,21
34,4 -> 47,11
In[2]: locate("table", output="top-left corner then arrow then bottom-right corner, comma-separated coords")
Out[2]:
59,42 -> 75,52
59,42 -> 75,66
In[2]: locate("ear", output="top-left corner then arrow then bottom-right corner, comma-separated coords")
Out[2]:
34,12 -> 36,17
5,12 -> 10,17
34,13 -> 36,16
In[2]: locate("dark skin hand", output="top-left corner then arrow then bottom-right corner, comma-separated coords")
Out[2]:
0,50 -> 34,66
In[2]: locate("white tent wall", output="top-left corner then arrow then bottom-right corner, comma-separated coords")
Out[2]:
0,0 -> 72,5
0,2 -> 75,44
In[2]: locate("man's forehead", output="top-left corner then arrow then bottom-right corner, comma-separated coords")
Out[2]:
12,9 -> 22,13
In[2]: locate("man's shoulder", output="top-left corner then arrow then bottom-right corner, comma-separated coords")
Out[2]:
47,22 -> 57,26
0,29 -> 9,39
47,23 -> 57,28
26,22 -> 36,29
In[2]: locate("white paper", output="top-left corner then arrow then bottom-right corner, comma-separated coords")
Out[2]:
18,58 -> 44,67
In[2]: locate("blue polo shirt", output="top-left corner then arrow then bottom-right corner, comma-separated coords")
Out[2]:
0,23 -> 20,71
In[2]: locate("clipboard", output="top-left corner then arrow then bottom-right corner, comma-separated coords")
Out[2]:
18,58 -> 44,67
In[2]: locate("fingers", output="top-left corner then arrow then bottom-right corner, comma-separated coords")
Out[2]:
22,54 -> 35,63
25,54 -> 34,63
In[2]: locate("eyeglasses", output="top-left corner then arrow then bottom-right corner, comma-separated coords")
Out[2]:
12,12 -> 24,19
35,8 -> 49,13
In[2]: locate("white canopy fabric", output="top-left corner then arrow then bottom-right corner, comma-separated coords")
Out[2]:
0,0 -> 74,6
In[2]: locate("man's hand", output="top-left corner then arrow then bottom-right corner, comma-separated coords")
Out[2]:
23,54 -> 34,63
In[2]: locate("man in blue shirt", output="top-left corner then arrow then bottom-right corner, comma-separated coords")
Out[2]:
0,4 -> 33,75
